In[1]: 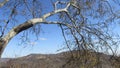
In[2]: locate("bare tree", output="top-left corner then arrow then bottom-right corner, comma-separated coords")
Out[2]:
0,0 -> 120,67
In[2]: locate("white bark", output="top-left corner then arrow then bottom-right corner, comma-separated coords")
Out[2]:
0,2 -> 71,57
0,0 -> 9,7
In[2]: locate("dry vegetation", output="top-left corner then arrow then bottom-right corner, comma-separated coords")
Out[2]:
0,51 -> 120,68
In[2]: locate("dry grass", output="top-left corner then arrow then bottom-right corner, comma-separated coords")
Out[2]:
0,51 -> 120,68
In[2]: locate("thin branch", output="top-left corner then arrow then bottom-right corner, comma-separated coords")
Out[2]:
3,2 -> 71,41
0,4 -> 17,38
60,25 -> 74,57
0,0 -> 9,7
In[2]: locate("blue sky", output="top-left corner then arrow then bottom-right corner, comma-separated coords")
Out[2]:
1,0 -> 120,58
2,24 -> 65,58
1,0 -> 66,58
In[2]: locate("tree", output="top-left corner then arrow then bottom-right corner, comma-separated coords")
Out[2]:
0,0 -> 120,67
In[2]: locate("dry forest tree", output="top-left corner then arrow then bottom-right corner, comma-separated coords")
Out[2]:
0,0 -> 120,67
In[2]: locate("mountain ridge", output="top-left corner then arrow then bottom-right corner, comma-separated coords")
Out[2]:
0,51 -> 120,68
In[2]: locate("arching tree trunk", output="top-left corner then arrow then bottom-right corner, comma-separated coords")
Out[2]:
0,21 -> 35,57
0,7 -> 68,57
0,38 -> 8,57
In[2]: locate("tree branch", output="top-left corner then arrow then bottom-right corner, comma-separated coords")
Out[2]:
0,2 -> 72,57
0,0 -> 9,7
4,7 -> 68,41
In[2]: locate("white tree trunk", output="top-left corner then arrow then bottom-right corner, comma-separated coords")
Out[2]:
0,5 -> 69,57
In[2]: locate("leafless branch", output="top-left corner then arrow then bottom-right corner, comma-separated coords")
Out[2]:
0,0 -> 9,7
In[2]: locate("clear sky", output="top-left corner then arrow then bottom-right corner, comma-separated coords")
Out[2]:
1,0 -> 120,58
1,0 -> 66,58
2,24 -> 65,58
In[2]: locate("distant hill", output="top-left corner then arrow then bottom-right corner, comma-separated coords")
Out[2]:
0,51 -> 120,68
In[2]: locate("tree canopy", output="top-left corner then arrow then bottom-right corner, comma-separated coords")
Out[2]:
0,0 -> 120,67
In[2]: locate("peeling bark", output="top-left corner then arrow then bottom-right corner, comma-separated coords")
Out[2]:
0,38 -> 6,57
0,0 -> 9,7
14,22 -> 33,34
0,3 -> 70,57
